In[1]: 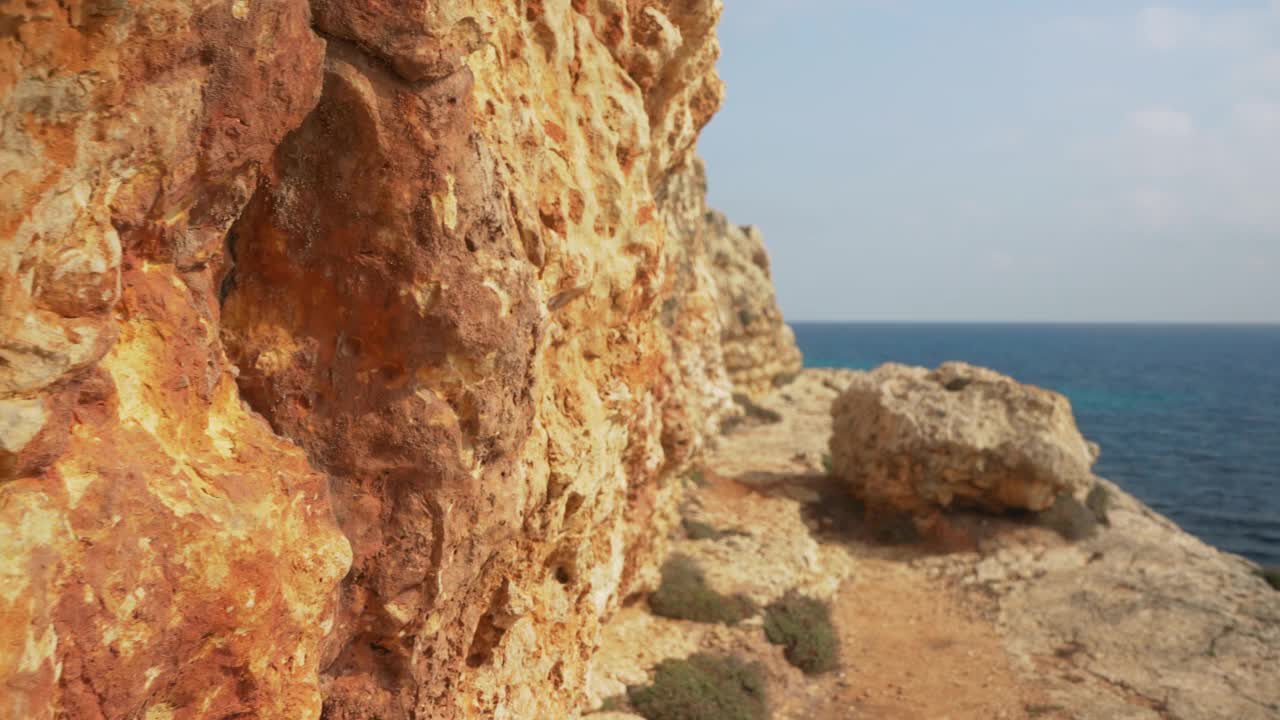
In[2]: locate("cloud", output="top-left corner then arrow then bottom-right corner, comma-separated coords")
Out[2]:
1124,109 -> 1197,179
1136,5 -> 1261,51
1232,98 -> 1280,137
1130,107 -> 1196,139
1262,52 -> 1280,87
1233,50 -> 1280,92
1057,4 -> 1280,235
1110,99 -> 1280,232
1137,6 -> 1198,50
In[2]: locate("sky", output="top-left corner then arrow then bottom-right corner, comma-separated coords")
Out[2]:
699,1 -> 1280,323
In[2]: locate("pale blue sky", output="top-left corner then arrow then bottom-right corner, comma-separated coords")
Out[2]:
700,1 -> 1280,322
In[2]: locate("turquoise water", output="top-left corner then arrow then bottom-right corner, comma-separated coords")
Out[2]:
794,323 -> 1280,566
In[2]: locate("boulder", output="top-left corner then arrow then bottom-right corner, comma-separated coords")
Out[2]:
829,362 -> 1097,515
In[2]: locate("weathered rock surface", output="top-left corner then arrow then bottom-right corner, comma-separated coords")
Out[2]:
706,212 -> 803,397
1,3 -> 347,718
655,154 -> 737,478
1,1 -> 773,718
922,478 -> 1280,720
830,362 -> 1098,516
588,369 -> 1280,720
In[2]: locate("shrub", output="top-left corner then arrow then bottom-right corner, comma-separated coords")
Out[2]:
720,415 -> 744,435
1257,567 -> 1280,591
821,453 -> 834,476
683,519 -> 721,540
1038,493 -> 1099,541
732,393 -> 783,424
649,555 -> 756,625
627,653 -> 768,720
763,593 -> 839,674
598,695 -> 628,713
1085,483 -> 1112,526
682,517 -> 750,541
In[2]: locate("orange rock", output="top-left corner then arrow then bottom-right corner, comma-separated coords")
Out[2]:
2,1 -> 748,718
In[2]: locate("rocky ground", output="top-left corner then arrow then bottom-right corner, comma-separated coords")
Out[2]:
582,370 -> 1280,720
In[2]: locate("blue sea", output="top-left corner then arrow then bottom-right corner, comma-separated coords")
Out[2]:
794,323 -> 1280,566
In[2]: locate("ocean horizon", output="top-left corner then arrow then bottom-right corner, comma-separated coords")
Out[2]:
793,321 -> 1280,567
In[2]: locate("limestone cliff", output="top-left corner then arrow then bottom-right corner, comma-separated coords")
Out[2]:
704,211 -> 803,398
650,154 -> 803,401
2,4 -> 347,718
0,1 -> 777,718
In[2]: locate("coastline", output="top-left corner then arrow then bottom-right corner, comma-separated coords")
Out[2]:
586,369 -> 1280,719
4,4 -> 1275,717
792,323 -> 1280,568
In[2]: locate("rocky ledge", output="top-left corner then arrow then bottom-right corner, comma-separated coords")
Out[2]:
586,369 -> 1280,720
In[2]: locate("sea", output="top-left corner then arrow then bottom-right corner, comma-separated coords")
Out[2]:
793,323 -> 1280,567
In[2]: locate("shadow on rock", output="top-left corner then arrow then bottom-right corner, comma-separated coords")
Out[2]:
732,471 -> 1113,562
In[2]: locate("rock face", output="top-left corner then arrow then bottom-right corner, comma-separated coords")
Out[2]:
706,212 -> 803,397
1,4 -> 348,718
0,1 -> 789,718
655,154 -> 737,473
830,362 -> 1097,516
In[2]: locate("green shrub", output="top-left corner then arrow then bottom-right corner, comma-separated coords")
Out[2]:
1038,493 -> 1099,541
649,555 -> 756,625
732,393 -> 783,424
772,371 -> 799,388
1257,567 -> 1280,591
683,518 -> 722,540
821,453 -> 834,476
763,593 -> 839,674
720,415 -> 744,435
1085,483 -> 1112,526
628,653 -> 768,720
598,694 -> 628,713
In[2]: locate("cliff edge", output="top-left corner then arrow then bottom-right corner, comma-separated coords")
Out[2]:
588,370 -> 1280,720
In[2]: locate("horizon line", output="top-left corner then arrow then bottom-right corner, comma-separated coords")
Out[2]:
786,319 -> 1280,327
